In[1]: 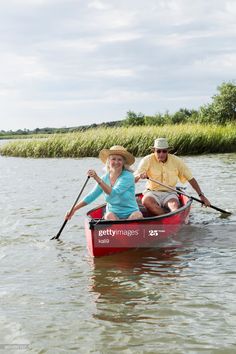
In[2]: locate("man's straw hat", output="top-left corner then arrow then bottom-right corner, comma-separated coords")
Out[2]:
152,138 -> 169,149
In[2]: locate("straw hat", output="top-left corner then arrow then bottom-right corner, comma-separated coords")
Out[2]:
152,138 -> 169,149
99,145 -> 135,165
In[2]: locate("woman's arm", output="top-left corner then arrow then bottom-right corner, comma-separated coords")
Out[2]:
66,200 -> 87,220
66,169 -> 105,220
88,169 -> 112,195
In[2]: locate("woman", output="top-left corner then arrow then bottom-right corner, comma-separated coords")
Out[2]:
66,145 -> 143,220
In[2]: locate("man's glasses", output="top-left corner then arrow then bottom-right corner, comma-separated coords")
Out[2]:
156,149 -> 168,154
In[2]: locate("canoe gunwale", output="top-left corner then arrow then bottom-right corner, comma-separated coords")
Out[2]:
86,195 -> 192,229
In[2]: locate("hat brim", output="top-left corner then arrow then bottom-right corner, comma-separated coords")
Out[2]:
149,146 -> 169,149
150,146 -> 174,153
99,149 -> 135,165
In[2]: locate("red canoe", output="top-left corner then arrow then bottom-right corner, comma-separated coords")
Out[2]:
85,193 -> 192,257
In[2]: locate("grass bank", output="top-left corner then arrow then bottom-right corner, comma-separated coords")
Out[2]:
0,124 -> 235,158
0,134 -> 49,140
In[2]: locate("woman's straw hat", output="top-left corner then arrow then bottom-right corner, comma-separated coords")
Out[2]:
99,145 -> 135,165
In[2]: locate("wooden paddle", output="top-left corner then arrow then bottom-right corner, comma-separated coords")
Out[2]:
51,176 -> 90,240
147,177 -> 231,216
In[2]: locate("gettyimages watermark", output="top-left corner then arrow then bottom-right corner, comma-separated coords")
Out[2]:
93,224 -> 236,248
93,224 -> 176,248
0,344 -> 30,351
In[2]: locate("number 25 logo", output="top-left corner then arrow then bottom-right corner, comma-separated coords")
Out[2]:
148,230 -> 159,236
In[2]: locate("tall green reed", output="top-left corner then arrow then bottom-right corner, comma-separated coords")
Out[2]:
0,124 -> 235,158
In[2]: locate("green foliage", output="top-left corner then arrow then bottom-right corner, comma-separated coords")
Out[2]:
171,108 -> 197,124
1,124 -> 235,158
199,81 -> 236,124
0,81 -> 235,140
122,111 -> 145,126
123,109 -> 198,126
123,82 -> 236,126
0,121 -> 123,137
144,114 -> 164,126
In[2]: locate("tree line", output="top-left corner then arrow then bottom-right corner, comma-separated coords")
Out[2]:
0,81 -> 235,137
122,81 -> 236,126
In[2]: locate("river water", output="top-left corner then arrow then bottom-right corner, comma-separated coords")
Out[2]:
1,146 -> 236,353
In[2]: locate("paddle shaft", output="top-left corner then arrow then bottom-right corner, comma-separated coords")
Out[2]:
52,176 -> 90,240
147,177 -> 231,215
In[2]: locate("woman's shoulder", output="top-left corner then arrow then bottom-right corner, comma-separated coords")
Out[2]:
122,169 -> 132,174
122,169 -> 134,179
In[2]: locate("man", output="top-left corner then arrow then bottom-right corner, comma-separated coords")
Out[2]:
135,137 -> 211,215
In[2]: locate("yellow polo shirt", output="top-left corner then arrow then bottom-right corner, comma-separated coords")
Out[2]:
135,153 -> 193,191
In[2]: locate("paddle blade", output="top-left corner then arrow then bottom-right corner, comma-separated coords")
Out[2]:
208,204 -> 232,216
219,211 -> 232,218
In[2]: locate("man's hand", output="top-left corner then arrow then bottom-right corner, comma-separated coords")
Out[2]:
199,194 -> 211,207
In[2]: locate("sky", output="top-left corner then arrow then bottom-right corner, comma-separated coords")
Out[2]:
0,0 -> 235,131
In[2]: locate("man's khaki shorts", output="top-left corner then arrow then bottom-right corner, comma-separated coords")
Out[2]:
143,190 -> 179,208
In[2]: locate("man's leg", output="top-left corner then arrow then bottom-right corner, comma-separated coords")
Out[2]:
165,198 -> 179,212
142,195 -> 166,216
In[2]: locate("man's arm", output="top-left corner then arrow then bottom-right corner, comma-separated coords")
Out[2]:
188,178 -> 211,206
134,156 -> 149,183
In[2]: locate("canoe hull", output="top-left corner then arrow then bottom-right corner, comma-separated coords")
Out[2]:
85,194 -> 192,257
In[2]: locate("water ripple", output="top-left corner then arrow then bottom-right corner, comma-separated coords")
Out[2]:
0,153 -> 236,352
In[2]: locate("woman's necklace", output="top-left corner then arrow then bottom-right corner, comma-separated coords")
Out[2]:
110,171 -> 122,186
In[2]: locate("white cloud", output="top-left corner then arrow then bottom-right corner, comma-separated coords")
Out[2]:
193,54 -> 236,72
100,32 -> 143,43
0,0 -> 235,130
93,68 -> 136,78
226,0 -> 236,13
88,0 -> 110,10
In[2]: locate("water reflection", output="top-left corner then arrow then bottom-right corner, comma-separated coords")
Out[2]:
87,233 -> 198,323
86,223 -> 236,324
1,152 -> 236,352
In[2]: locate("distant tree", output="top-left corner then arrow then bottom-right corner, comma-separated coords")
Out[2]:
144,113 -> 166,126
122,110 -> 145,126
16,129 -> 23,134
171,108 -> 198,124
199,81 -> 236,124
162,111 -> 172,125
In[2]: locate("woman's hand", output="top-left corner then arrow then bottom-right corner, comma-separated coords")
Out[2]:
65,210 -> 74,220
65,200 -> 86,220
65,209 -> 75,220
87,169 -> 98,179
